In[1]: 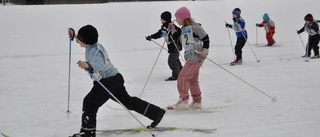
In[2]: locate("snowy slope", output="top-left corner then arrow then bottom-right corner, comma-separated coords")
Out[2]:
0,0 -> 320,137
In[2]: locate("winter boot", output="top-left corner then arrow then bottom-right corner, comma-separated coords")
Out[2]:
302,54 -> 310,58
189,101 -> 202,109
165,76 -> 177,81
148,109 -> 166,128
230,59 -> 242,66
310,55 -> 319,59
71,132 -> 94,137
167,99 -> 189,110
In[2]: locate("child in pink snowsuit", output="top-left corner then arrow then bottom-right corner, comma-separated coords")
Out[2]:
167,6 -> 210,110
256,13 -> 275,46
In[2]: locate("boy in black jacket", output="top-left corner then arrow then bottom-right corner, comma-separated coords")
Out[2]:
146,11 -> 183,81
297,13 -> 320,59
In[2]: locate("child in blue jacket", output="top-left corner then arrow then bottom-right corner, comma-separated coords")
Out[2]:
68,25 -> 166,137
225,8 -> 248,66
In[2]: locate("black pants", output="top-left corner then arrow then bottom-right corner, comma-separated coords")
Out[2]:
235,37 -> 247,60
168,52 -> 182,78
306,35 -> 320,56
80,73 -> 163,136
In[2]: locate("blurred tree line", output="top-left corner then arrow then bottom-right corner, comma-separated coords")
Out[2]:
10,0 -> 176,5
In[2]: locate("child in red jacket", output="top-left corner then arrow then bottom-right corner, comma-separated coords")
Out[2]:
256,13 -> 275,46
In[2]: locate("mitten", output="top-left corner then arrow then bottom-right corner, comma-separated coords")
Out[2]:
68,28 -> 75,41
232,17 -> 238,22
199,48 -> 209,59
146,36 -> 152,41
225,23 -> 232,28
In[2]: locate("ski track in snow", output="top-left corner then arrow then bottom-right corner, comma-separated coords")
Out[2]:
0,0 -> 320,137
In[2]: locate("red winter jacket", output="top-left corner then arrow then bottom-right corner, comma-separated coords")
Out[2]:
257,19 -> 275,34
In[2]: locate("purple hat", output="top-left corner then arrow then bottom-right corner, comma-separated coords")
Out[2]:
175,6 -> 191,20
232,8 -> 241,16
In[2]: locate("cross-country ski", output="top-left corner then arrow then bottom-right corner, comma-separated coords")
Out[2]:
96,127 -> 217,134
1,0 -> 319,137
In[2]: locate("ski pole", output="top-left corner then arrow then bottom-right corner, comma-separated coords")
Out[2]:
87,71 -> 155,137
194,50 -> 276,103
152,39 -> 169,52
169,21 -> 186,63
67,37 -> 72,118
298,33 -> 309,62
240,30 -> 261,63
150,38 -> 186,65
139,40 -> 166,98
169,35 -> 186,63
256,26 -> 258,45
224,21 -> 236,59
226,26 -> 236,60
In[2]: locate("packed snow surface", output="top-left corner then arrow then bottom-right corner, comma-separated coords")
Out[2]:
0,0 -> 319,137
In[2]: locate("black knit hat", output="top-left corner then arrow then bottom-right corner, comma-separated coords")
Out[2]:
77,25 -> 98,45
161,11 -> 172,23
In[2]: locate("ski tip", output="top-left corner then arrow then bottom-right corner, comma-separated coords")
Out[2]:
166,106 -> 174,110
1,133 -> 9,137
257,60 -> 261,63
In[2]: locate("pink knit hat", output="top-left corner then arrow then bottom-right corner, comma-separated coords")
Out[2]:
175,6 -> 191,20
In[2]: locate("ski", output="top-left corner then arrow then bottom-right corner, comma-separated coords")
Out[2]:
96,127 -> 217,134
165,108 -> 216,113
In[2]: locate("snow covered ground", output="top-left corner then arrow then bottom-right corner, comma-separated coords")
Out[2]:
0,0 -> 320,137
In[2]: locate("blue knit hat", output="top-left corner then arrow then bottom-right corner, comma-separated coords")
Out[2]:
232,8 -> 241,16
263,13 -> 269,21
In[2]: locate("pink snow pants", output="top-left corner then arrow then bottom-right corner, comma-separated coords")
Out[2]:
177,60 -> 203,102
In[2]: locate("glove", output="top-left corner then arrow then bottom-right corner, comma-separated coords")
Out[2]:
232,17 -> 238,22
145,36 -> 152,41
297,30 -> 301,34
68,28 -> 75,41
225,23 -> 232,28
256,23 -> 259,27
199,48 -> 209,59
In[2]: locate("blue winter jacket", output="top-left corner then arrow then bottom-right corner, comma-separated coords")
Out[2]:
232,17 -> 247,38
85,43 -> 118,79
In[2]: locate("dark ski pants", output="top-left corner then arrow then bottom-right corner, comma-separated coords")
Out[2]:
306,35 -> 320,56
80,73 -> 163,136
168,52 -> 182,78
235,37 -> 247,60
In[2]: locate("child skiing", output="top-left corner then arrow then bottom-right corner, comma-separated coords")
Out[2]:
68,25 -> 166,137
256,13 -> 275,46
167,6 -> 210,110
146,11 -> 183,81
225,8 -> 248,66
297,13 -> 320,59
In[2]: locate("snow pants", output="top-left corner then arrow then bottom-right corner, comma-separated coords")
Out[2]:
177,61 -> 203,102
306,35 -> 320,56
168,52 -> 182,78
266,32 -> 275,46
235,37 -> 247,60
80,73 -> 163,137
